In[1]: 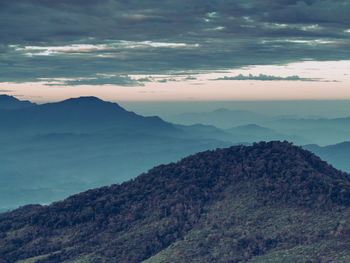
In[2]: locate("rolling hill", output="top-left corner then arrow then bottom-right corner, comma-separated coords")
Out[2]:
1,141 -> 350,263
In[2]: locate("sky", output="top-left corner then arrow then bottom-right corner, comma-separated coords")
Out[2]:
0,0 -> 350,102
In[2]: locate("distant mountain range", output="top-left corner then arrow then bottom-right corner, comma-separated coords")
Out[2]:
304,142 -> 350,173
269,117 -> 350,145
2,95 -> 350,211
167,108 -> 272,128
168,107 -> 350,145
225,124 -> 308,144
0,95 -> 36,110
0,96 -> 178,135
0,96 -> 231,211
1,142 -> 350,262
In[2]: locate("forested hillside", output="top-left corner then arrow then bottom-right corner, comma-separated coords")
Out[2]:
1,141 -> 350,262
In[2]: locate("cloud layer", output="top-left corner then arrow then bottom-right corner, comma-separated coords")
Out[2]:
0,0 -> 349,84
43,75 -> 144,86
213,74 -> 319,81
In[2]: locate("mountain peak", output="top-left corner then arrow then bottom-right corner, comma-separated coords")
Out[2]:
60,96 -> 112,104
0,95 -> 177,135
1,141 -> 350,262
0,94 -> 19,101
0,95 -> 35,110
53,97 -> 127,113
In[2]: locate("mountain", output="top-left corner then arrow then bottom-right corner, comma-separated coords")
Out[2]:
1,141 -> 350,263
228,124 -> 274,134
175,123 -> 236,142
177,123 -> 309,145
0,95 -> 36,110
304,142 -> 350,173
0,130 -> 229,211
167,108 -> 272,129
0,96 -> 178,135
225,124 -> 308,145
269,117 -> 350,145
167,108 -> 350,145
0,96 -> 231,211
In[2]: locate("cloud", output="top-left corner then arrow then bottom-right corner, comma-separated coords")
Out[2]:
0,89 -> 13,93
184,76 -> 197,80
158,78 -> 178,83
44,75 -> 143,86
0,0 -> 349,83
212,74 -> 320,81
137,77 -> 153,82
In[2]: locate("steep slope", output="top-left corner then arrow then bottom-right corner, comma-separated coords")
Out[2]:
1,142 -> 350,263
0,95 -> 35,110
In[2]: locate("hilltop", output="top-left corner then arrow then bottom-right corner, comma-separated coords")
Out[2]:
1,141 -> 350,262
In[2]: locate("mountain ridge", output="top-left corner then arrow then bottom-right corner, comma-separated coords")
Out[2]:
0,95 -> 36,110
0,95 -> 231,211
304,141 -> 350,173
1,141 -> 350,262
0,96 -> 179,135
167,108 -> 271,129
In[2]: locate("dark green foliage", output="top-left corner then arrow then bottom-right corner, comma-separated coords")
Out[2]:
1,141 -> 350,262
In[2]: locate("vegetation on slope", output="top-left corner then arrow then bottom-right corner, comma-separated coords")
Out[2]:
1,141 -> 350,263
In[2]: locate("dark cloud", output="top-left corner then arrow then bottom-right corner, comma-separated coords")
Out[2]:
45,75 -> 143,86
0,0 -> 349,83
184,76 -> 197,80
158,78 -> 178,83
212,74 -> 320,81
137,77 -> 152,82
